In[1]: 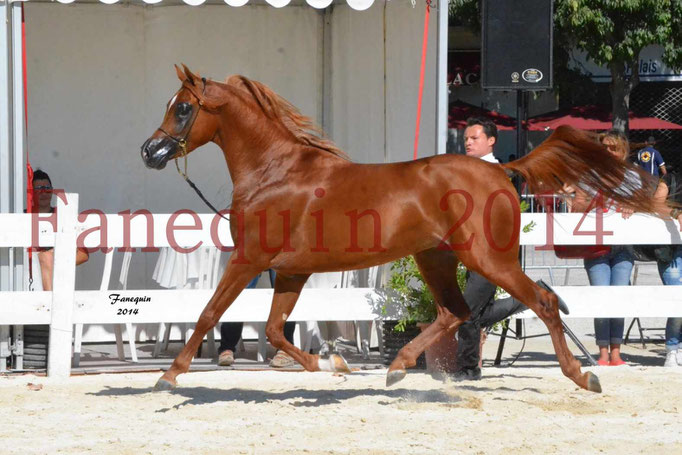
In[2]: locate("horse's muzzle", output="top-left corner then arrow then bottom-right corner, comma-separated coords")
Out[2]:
141,136 -> 177,170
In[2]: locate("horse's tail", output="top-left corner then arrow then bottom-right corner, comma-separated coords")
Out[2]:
500,125 -> 659,214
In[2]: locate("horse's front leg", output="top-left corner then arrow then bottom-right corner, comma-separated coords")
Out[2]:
263,273 -> 352,373
387,311 -> 466,386
154,260 -> 260,391
387,248 -> 470,386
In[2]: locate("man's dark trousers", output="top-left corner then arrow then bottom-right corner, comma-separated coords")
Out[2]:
456,270 -> 526,372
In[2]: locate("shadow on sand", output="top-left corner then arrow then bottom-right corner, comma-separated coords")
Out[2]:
89,386 -> 460,411
87,370 -> 545,412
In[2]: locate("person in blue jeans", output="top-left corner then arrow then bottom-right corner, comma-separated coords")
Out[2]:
584,247 -> 633,366
565,131 -> 636,366
217,269 -> 297,368
659,247 -> 682,367
650,170 -> 682,367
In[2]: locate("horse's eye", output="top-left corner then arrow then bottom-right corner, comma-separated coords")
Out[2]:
176,102 -> 192,118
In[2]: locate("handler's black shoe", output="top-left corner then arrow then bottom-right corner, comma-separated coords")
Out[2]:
536,279 -> 570,315
452,367 -> 482,382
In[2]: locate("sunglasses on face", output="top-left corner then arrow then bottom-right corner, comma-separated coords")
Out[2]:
34,186 -> 53,191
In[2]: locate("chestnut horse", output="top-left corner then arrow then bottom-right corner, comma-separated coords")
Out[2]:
142,65 -> 658,393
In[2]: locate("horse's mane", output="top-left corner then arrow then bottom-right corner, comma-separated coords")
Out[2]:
222,75 -> 350,160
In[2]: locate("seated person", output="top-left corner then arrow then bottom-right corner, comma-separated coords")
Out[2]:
32,169 -> 89,290
218,269 -> 297,368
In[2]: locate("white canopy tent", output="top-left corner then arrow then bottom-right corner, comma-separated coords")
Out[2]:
0,0 -> 449,294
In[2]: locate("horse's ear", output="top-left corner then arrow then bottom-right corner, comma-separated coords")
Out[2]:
182,64 -> 200,86
175,64 -> 188,83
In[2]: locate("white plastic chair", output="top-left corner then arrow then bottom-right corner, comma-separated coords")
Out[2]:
73,250 -> 136,367
153,247 -> 218,358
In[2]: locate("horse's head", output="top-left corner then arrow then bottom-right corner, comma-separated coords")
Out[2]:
141,64 -> 219,170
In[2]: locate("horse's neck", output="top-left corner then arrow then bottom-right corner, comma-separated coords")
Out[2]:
212,96 -> 347,187
219,138 -> 342,189
213,110 -> 279,184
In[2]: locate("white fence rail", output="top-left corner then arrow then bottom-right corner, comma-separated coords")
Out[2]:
1,193 -> 681,377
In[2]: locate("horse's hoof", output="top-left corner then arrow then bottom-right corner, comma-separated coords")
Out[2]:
331,354 -> 352,374
386,369 -> 407,387
586,372 -> 602,393
318,354 -> 352,373
153,378 -> 176,392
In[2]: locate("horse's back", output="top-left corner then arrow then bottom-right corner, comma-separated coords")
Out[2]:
364,153 -> 514,199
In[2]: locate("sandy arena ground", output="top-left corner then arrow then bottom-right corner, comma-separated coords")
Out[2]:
1,364 -> 681,455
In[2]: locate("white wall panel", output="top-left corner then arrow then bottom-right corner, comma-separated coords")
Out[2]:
384,1 -> 437,163
25,4 -> 149,293
329,3 -> 384,163
330,1 -> 437,164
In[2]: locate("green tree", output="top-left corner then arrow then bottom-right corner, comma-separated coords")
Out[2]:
450,0 -> 682,133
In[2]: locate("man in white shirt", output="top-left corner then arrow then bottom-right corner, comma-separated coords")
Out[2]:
454,117 -> 567,381
464,117 -> 500,163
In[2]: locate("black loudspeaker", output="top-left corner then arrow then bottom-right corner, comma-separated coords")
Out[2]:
481,0 -> 553,90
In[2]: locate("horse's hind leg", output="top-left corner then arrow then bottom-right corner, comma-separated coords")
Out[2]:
264,273 -> 351,373
154,259 -> 260,391
480,265 -> 601,393
386,248 -> 471,386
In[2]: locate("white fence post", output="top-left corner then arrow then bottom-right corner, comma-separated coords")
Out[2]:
47,193 -> 78,378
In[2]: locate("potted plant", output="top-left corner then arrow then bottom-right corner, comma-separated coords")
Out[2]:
383,256 -> 468,374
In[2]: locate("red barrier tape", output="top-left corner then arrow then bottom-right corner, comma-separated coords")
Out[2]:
413,0 -> 431,161
23,5 -> 35,285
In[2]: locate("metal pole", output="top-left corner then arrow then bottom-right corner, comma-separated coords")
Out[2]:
0,0 -> 11,372
382,1 -> 387,163
11,1 -> 25,236
10,2 -> 26,370
435,0 -> 448,155
0,2 -> 12,225
515,90 -> 527,159
320,6 -> 333,137
515,90 -> 527,274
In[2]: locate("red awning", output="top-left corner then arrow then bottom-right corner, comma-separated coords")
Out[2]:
448,100 -> 517,130
527,105 -> 682,131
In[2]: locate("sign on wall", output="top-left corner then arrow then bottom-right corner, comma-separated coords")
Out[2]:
572,45 -> 682,82
448,51 -> 480,88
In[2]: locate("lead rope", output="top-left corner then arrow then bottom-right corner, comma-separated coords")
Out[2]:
173,139 -> 230,222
